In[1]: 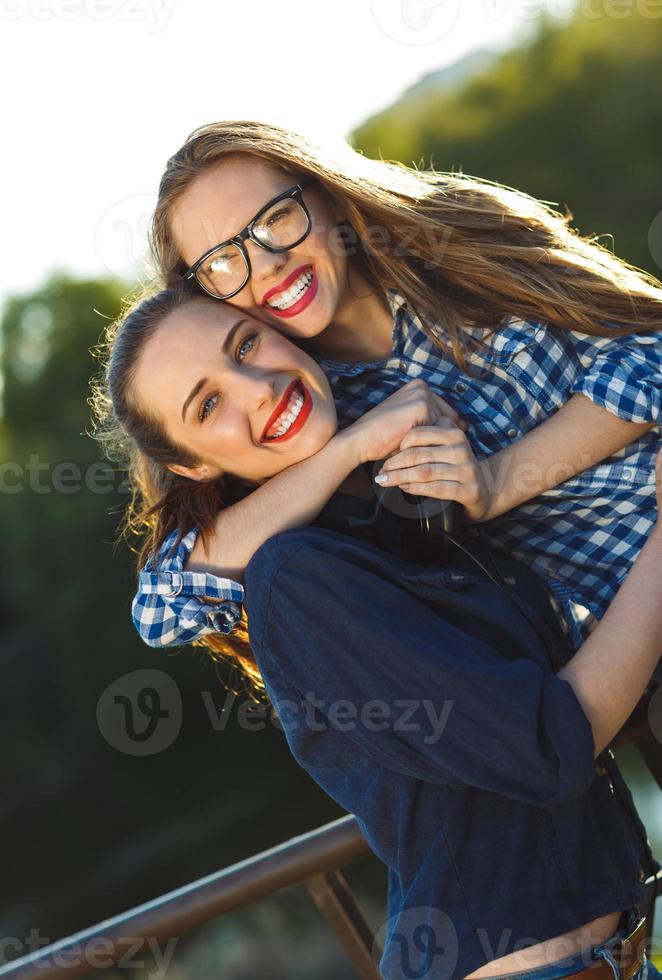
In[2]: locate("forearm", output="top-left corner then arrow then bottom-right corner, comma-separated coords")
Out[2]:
558,524 -> 662,756
477,393 -> 655,522
185,430 -> 358,581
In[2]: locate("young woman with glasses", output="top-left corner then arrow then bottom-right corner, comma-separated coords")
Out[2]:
92,286 -> 662,980
131,120 -> 662,653
93,117 -> 661,975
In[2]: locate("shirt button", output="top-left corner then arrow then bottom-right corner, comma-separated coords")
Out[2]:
506,427 -> 518,439
504,575 -> 516,586
639,868 -> 646,883
596,762 -> 607,776
165,572 -> 183,597
455,381 -> 467,394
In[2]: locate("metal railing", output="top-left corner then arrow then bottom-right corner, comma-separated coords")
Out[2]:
2,810 -> 661,980
0,814 -> 382,980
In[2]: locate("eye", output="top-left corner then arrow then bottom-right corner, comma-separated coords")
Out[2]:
266,205 -> 291,227
236,332 -> 258,360
198,333 -> 259,423
199,393 -> 218,423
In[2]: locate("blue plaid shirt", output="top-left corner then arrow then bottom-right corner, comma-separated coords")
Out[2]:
132,288 -> 661,651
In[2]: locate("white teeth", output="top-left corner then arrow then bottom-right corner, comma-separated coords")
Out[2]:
267,270 -> 313,311
266,386 -> 306,439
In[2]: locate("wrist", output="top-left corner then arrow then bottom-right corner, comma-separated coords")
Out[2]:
328,425 -> 365,470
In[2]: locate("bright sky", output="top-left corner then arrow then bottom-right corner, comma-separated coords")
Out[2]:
1,0 -> 577,308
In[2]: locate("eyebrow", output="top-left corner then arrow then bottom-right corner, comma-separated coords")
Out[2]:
181,318 -> 251,423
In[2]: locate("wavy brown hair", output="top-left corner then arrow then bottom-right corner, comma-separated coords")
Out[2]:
151,119 -> 662,375
100,119 -> 662,698
89,285 -> 268,703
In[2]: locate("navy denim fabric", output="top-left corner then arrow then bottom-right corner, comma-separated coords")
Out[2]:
244,490 -> 658,980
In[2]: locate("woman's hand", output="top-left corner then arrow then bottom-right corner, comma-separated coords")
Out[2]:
341,379 -> 467,467
373,421 -> 493,523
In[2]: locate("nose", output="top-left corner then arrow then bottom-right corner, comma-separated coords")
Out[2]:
231,367 -> 277,416
245,238 -> 288,284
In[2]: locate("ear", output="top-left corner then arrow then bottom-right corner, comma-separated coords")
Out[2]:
167,462 -> 213,482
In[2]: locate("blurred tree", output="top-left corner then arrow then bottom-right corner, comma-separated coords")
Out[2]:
352,8 -> 662,277
0,274 -> 348,947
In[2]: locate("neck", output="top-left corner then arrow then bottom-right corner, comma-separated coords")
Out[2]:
302,265 -> 394,363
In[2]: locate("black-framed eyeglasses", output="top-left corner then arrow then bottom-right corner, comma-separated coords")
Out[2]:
182,178 -> 314,300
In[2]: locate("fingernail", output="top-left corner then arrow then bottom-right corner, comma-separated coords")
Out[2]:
374,474 -> 389,484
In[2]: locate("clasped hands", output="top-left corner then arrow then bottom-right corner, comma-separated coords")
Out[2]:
374,418 -> 493,524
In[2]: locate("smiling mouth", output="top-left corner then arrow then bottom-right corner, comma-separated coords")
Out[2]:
260,379 -> 312,442
262,265 -> 318,318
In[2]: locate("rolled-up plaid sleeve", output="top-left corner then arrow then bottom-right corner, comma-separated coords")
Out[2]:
569,329 -> 662,424
132,527 -> 245,648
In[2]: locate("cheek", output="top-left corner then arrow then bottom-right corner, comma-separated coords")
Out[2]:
306,223 -> 345,269
209,415 -> 254,467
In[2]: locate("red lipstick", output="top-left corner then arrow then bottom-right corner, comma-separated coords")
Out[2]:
262,265 -> 318,319
260,379 -> 312,443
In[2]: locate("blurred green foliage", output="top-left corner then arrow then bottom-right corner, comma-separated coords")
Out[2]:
352,8 -> 662,277
0,274 -> 353,949
2,4 -> 661,965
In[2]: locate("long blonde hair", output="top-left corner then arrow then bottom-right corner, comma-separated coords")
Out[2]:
151,119 -> 662,376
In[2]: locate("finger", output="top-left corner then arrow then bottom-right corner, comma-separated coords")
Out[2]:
398,480 -> 463,500
399,424 -> 468,452
381,446 -> 472,475
376,462 -> 474,486
400,480 -> 481,504
432,397 -> 468,430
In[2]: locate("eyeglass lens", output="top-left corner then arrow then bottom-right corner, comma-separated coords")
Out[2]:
196,196 -> 310,298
